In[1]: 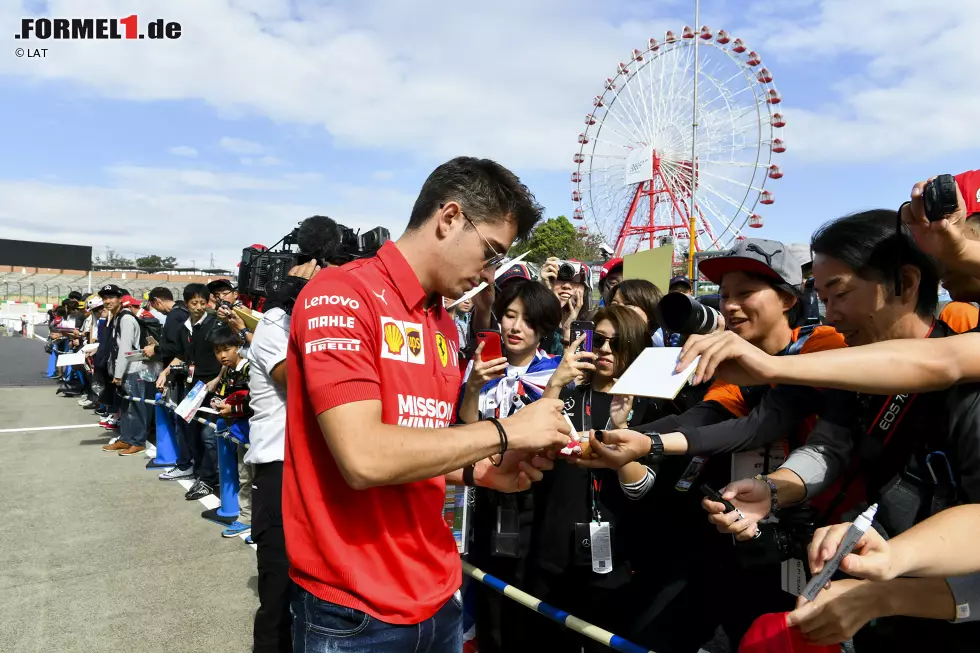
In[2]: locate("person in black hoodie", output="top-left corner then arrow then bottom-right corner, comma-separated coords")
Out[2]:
155,284 -> 222,500
144,287 -> 195,481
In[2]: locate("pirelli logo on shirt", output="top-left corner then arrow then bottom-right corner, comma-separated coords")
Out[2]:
380,317 -> 425,365
398,394 -> 455,428
305,337 -> 361,354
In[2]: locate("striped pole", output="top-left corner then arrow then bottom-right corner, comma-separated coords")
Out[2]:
462,562 -> 655,653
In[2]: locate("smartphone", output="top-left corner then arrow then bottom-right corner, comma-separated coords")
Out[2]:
569,320 -> 594,354
700,484 -> 739,515
476,330 -> 504,362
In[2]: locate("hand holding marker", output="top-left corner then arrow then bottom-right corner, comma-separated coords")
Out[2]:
802,503 -> 879,602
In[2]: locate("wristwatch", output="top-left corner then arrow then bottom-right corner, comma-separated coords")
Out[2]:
754,474 -> 779,519
641,431 -> 664,463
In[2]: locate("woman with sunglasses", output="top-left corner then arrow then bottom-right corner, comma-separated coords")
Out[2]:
497,306 -> 664,653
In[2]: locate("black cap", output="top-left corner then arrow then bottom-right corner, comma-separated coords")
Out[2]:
97,283 -> 123,298
207,279 -> 236,295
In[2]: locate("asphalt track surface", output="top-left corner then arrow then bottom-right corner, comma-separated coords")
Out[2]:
0,333 -> 258,652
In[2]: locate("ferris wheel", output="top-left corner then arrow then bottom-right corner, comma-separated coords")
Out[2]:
572,26 -> 785,262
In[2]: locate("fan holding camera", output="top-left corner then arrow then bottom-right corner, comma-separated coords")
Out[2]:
901,171 -> 980,283
540,257 -> 594,354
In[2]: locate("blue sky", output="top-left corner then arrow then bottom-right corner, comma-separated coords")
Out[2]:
1,0 -> 978,269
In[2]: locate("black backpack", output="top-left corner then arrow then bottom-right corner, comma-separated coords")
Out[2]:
120,311 -> 163,348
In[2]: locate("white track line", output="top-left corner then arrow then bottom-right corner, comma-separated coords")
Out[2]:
0,423 -> 103,433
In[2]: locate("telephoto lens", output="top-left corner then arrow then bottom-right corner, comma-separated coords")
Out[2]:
657,292 -> 721,336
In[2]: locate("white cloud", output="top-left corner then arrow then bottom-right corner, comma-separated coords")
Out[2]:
106,166 -> 307,192
0,0 -> 681,171
0,169 -> 415,269
219,137 -> 264,155
0,0 -> 974,172
167,146 -> 198,157
750,0 -> 980,162
372,170 -> 394,181
241,156 -> 284,167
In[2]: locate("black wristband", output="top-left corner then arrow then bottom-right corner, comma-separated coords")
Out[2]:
462,465 -> 476,487
487,417 -> 508,467
642,431 -> 664,463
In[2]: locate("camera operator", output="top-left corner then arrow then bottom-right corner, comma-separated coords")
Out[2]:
699,211 -> 980,650
208,279 -> 252,346
284,157 -> 572,652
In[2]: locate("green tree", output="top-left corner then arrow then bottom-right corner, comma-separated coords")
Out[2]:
135,254 -> 179,270
510,215 -> 604,263
93,248 -> 134,268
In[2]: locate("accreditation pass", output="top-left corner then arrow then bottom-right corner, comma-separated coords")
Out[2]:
590,522 -> 613,574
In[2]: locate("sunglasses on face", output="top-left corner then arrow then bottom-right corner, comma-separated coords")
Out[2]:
592,333 -> 621,352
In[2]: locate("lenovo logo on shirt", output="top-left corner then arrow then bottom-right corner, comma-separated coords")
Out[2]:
307,315 -> 356,330
304,295 -> 360,310
305,337 -> 361,354
397,394 -> 455,427
380,317 -> 425,365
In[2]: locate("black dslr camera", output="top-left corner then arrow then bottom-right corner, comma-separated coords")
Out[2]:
657,292 -> 722,337
735,506 -> 818,569
923,174 -> 959,222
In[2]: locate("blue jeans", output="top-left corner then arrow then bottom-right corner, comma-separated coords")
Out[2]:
291,586 -> 462,653
120,373 -> 150,447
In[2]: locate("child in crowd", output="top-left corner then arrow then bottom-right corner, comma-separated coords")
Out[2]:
208,325 -> 254,538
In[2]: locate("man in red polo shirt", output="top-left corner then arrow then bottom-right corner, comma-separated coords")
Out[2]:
284,157 -> 571,652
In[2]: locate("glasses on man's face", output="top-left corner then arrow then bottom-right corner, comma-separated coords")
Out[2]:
592,333 -> 620,352
441,203 -> 507,269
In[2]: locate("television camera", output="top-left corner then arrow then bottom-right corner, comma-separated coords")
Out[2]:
239,221 -> 389,309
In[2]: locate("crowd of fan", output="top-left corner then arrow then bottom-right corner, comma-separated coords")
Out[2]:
37,162 -> 980,653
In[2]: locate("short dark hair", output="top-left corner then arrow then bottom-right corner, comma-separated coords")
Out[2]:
68,291 -> 83,301
183,283 -> 209,303
612,279 -> 663,333
493,279 -> 562,342
210,324 -> 242,350
298,215 -> 347,265
591,305 -> 650,377
406,157 -> 543,240
810,209 -> 939,318
148,287 -> 174,302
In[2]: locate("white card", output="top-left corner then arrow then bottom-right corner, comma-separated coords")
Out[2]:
590,522 -> 613,574
731,443 -> 788,484
56,352 -> 87,367
608,347 -> 699,399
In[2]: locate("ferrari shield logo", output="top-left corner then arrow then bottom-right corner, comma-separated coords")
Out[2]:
435,332 -> 449,367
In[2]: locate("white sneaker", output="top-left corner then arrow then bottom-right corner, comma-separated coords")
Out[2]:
158,466 -> 195,481
79,399 -> 96,409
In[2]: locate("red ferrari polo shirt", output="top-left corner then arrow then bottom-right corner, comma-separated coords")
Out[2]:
283,241 -> 463,624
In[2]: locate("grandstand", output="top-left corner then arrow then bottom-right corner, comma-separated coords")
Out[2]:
0,265 -> 236,306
